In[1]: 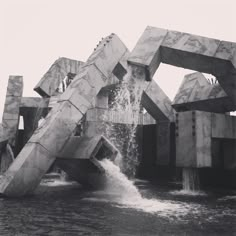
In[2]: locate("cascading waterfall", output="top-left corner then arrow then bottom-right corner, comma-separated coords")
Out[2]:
98,159 -> 190,215
182,168 -> 200,191
103,65 -> 146,177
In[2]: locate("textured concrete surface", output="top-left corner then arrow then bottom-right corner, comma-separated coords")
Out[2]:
176,111 -> 236,168
156,121 -> 171,165
212,113 -> 236,139
0,144 -> 14,174
142,80 -> 175,122
0,142 -> 55,197
173,72 -> 235,113
2,76 -> 23,148
34,58 -> 84,97
58,135 -> 118,160
128,26 -> 236,105
20,97 -> 49,109
0,33 -> 127,197
56,135 -> 118,188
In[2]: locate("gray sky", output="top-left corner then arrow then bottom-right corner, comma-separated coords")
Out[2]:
1,0 -> 236,119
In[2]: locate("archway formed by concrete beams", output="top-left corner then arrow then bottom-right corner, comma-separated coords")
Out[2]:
127,26 -> 236,108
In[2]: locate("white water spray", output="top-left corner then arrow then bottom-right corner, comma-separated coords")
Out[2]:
98,159 -> 195,215
104,66 -> 147,176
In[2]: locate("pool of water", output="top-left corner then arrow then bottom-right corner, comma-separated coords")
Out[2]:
0,177 -> 235,236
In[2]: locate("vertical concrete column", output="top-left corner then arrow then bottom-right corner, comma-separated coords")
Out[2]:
176,111 -> 212,168
2,76 -> 23,151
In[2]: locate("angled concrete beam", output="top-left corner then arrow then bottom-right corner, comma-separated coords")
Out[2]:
0,33 -> 127,197
34,58 -> 84,97
128,26 -> 236,106
173,72 -> 235,113
142,80 -> 175,122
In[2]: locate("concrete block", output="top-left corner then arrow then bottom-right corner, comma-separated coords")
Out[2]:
142,80 -> 175,122
128,26 -> 167,80
195,111 -> 212,167
2,96 -> 22,120
58,135 -> 118,161
173,72 -> 236,113
156,121 -> 171,165
34,58 -> 84,97
173,72 -> 209,105
6,76 -> 23,97
20,97 -> 49,109
2,76 -> 23,147
28,101 -> 83,156
0,143 -> 55,197
86,34 -> 128,79
112,50 -> 130,80
212,113 -> 236,139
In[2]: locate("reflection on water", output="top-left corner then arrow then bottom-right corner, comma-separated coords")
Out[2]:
0,174 -> 235,235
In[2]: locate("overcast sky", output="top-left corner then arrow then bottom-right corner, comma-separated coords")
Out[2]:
0,0 -> 236,119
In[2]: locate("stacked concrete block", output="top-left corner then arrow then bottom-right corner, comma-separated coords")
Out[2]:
173,72 -> 235,113
2,76 -> 23,149
0,34 -> 127,197
128,26 -> 236,107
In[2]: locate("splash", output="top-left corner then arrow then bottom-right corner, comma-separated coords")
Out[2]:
182,168 -> 200,191
97,159 -> 197,216
103,65 -> 146,177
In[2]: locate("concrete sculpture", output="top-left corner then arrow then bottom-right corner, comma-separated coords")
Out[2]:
0,26 -> 235,197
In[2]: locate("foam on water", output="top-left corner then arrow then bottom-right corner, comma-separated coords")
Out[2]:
40,179 -> 75,187
170,189 -> 207,196
91,159 -> 200,217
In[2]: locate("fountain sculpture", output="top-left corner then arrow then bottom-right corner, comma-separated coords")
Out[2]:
0,26 -> 235,197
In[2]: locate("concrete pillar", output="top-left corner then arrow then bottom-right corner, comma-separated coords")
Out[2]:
2,76 -> 23,151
